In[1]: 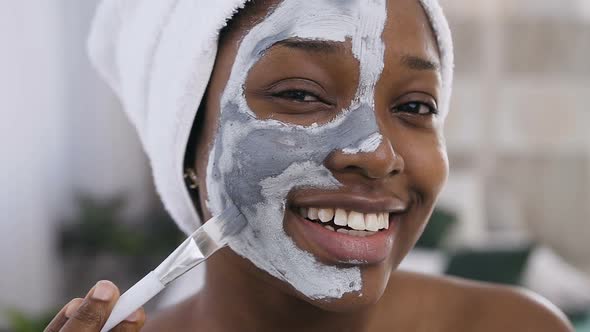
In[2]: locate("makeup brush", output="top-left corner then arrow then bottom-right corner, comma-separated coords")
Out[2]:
101,205 -> 244,332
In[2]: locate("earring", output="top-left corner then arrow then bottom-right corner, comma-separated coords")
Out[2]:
184,168 -> 199,189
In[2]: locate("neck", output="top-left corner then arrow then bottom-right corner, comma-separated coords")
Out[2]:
193,249 -> 377,332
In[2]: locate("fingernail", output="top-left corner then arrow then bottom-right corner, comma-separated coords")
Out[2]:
125,310 -> 141,322
91,281 -> 115,301
64,300 -> 80,318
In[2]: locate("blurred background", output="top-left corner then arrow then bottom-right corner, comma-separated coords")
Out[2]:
1,0 -> 589,330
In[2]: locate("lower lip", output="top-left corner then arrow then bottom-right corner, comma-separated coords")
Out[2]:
289,210 -> 399,265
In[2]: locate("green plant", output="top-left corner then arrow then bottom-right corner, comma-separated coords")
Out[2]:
5,309 -> 57,332
59,194 -> 184,259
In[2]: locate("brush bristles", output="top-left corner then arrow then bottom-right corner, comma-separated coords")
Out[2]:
194,205 -> 245,245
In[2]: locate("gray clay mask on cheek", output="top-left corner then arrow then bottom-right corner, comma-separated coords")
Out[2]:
205,0 -> 388,300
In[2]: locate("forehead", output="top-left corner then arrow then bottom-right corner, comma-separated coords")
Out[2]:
381,0 -> 440,66
231,0 -> 440,66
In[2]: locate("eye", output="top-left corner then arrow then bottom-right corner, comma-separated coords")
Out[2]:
273,90 -> 321,103
393,101 -> 438,116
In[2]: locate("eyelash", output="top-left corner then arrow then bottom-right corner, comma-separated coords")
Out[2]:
273,90 -> 322,103
393,102 -> 438,116
274,90 -> 438,116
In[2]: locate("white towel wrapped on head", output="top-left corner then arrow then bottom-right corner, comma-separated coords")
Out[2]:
87,0 -> 454,235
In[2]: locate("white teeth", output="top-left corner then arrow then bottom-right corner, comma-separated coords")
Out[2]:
350,230 -> 363,237
377,213 -> 384,229
298,206 -> 391,232
382,212 -> 389,230
324,225 -> 335,231
365,213 -> 379,232
334,208 -> 348,226
336,229 -> 378,237
308,207 -> 319,220
299,207 -> 307,218
348,211 -> 366,230
318,208 -> 334,223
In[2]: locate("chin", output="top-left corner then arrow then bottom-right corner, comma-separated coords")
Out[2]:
289,259 -> 396,313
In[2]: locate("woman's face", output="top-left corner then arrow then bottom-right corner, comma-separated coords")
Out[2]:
193,0 -> 447,311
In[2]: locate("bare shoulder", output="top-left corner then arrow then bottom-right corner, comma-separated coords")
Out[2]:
464,282 -> 574,332
385,271 -> 574,332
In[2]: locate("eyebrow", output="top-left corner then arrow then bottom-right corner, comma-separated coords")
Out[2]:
270,39 -> 440,72
401,54 -> 440,71
271,38 -> 346,54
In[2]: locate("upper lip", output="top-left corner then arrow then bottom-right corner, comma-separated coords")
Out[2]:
288,190 -> 410,214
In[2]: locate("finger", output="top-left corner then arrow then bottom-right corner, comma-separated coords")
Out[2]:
111,308 -> 146,332
43,298 -> 83,332
60,280 -> 120,331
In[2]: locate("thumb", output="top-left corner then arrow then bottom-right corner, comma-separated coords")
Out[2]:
60,280 -> 120,331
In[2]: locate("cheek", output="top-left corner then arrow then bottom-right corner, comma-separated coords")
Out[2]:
393,136 -> 447,256
401,135 -> 448,201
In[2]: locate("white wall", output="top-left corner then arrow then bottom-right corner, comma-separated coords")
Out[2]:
0,1 -> 151,326
441,0 -> 590,270
0,1 -> 66,318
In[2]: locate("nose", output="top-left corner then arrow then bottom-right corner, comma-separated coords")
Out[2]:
324,134 -> 404,179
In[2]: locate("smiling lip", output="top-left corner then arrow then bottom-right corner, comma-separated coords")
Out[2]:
289,209 -> 400,264
286,193 -> 407,264
290,191 -> 408,214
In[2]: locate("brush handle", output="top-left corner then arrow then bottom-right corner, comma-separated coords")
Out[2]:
100,271 -> 165,332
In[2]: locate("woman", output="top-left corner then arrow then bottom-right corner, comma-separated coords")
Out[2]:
46,0 -> 573,331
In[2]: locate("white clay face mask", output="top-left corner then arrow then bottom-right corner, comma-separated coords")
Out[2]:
206,0 -> 388,299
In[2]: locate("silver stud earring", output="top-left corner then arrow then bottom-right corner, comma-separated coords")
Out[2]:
184,168 -> 199,189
